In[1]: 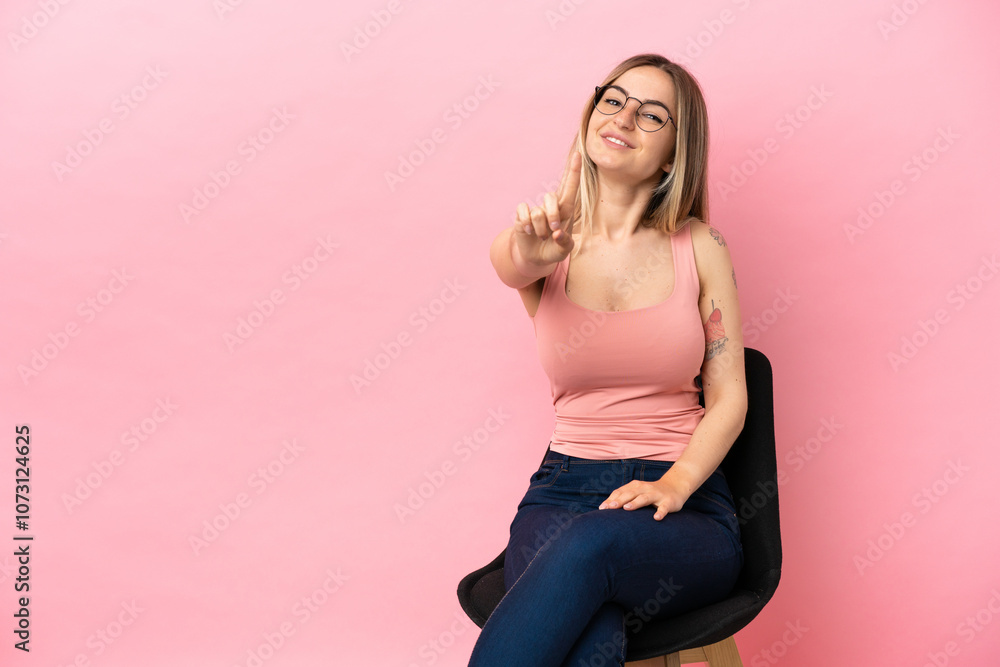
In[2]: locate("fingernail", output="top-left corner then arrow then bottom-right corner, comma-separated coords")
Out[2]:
550,220 -> 560,230
598,503 -> 605,510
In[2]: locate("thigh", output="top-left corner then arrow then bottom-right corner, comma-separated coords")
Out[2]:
503,449 -> 744,614
605,462 -> 744,620
503,503 -> 580,591
603,504 -> 743,621
504,497 -> 743,623
503,451 -> 616,591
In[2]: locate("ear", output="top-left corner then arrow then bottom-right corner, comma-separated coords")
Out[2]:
661,150 -> 675,174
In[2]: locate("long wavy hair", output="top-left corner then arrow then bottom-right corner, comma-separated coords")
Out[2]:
566,54 -> 710,257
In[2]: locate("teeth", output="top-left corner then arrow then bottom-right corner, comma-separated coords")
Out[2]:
605,136 -> 628,147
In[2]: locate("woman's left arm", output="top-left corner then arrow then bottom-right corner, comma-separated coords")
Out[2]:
659,221 -> 748,500
599,220 -> 748,519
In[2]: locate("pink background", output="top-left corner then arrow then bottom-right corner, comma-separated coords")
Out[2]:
3,1 -> 999,665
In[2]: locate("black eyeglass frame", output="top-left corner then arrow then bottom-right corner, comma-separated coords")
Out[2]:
593,85 -> 675,132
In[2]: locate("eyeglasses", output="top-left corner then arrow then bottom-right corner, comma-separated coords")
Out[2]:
593,85 -> 674,132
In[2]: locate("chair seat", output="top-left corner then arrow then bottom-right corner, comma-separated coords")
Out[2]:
459,549 -> 780,661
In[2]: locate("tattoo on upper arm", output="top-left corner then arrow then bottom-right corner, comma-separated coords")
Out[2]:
704,299 -> 729,360
709,226 -> 727,247
732,268 -> 737,289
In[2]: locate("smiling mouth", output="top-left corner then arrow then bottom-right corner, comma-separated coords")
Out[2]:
603,135 -> 631,148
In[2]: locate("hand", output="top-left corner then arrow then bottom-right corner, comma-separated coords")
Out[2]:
511,149 -> 582,269
598,476 -> 691,521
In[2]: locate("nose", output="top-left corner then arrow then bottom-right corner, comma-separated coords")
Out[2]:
614,98 -> 640,130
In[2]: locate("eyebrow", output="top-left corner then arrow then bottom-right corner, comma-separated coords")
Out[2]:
608,84 -> 671,113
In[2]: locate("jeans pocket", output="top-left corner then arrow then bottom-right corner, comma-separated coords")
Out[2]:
528,459 -> 564,489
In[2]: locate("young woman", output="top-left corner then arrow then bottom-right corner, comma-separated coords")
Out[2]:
468,53 -> 747,666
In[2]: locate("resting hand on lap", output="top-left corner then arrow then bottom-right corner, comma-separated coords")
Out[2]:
599,475 -> 691,521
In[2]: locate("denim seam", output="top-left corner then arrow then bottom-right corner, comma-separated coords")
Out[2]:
471,543 -> 554,665
689,489 -> 735,514
490,542 -> 548,627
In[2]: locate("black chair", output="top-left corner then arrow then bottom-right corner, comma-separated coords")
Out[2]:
458,347 -> 781,666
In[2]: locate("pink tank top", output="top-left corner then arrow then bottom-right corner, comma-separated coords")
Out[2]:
532,222 -> 705,461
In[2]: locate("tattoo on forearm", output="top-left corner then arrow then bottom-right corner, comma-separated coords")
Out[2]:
709,226 -> 727,247
704,299 -> 729,360
732,268 -> 737,289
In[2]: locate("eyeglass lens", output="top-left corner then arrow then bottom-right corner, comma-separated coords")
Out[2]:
595,87 -> 667,132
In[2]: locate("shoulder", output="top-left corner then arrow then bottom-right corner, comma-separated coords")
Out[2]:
683,218 -> 734,294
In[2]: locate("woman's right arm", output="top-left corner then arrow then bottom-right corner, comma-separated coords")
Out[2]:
490,149 -> 583,289
489,226 -> 554,289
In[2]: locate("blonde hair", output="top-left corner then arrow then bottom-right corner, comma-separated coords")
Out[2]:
566,53 -> 710,257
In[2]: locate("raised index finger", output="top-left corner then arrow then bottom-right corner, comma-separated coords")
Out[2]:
557,150 -> 582,209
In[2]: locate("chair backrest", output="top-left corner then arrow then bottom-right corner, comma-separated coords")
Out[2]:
700,347 -> 781,598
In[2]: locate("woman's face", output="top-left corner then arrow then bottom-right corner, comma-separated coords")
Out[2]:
585,66 -> 678,184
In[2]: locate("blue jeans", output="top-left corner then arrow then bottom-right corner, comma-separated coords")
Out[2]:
467,444 -> 743,667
